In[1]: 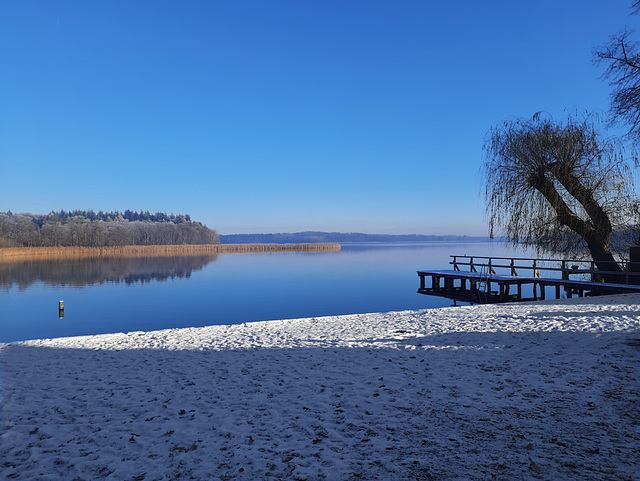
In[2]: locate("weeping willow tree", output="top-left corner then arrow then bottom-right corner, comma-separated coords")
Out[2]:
482,114 -> 639,281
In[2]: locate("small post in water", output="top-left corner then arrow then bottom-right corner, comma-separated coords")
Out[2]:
59,300 -> 64,319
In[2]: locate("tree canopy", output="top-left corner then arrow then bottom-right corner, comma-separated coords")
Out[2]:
0,210 -> 219,248
482,114 -> 638,276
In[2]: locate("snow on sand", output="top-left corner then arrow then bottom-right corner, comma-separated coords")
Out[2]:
1,294 -> 638,481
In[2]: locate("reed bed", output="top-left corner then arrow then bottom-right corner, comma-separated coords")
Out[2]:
0,243 -> 341,262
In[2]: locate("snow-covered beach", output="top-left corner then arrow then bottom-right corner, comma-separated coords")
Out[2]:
1,294 -> 638,481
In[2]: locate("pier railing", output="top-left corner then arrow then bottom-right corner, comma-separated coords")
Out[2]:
418,254 -> 640,305
450,255 -> 640,286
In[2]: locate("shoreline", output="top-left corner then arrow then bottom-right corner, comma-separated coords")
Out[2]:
1,294 -> 637,480
0,243 -> 341,262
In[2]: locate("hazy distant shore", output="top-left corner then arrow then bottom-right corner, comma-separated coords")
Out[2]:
0,243 -> 341,262
220,232 -> 492,244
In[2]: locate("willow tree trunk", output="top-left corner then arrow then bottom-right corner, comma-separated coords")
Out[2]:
552,165 -> 624,282
534,168 -> 623,283
583,233 -> 624,283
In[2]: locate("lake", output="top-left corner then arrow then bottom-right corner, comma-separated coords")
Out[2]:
1,242 -> 532,343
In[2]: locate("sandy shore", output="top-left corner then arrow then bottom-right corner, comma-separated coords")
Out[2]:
1,294 -> 638,480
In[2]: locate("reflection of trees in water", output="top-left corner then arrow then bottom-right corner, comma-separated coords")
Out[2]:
0,255 -> 218,291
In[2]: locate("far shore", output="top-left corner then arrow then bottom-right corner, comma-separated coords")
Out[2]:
0,243 -> 341,262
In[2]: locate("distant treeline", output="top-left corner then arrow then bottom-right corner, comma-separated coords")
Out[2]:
0,210 -> 219,247
220,231 -> 491,244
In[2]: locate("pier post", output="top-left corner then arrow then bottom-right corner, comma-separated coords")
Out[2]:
630,247 -> 640,285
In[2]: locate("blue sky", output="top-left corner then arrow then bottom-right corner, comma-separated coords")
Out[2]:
0,0 -> 635,235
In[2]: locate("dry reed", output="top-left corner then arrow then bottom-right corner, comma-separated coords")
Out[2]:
0,244 -> 341,262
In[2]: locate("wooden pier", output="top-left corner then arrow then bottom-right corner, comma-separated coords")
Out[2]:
418,255 -> 640,304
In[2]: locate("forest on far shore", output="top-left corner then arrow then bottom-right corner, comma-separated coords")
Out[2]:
0,210 -> 219,247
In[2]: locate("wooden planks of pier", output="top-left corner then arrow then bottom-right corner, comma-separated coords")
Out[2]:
418,255 -> 640,305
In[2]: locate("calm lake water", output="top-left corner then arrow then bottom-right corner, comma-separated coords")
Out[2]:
1,242 -> 531,343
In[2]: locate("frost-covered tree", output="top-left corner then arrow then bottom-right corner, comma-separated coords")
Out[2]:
0,211 -> 219,247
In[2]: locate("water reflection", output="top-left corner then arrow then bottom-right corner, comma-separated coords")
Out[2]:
0,255 -> 219,291
1,242 -> 533,343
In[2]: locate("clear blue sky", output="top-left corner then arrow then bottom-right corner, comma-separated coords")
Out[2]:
0,0 -> 635,235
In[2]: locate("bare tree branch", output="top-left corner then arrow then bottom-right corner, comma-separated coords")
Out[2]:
594,30 -> 640,143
